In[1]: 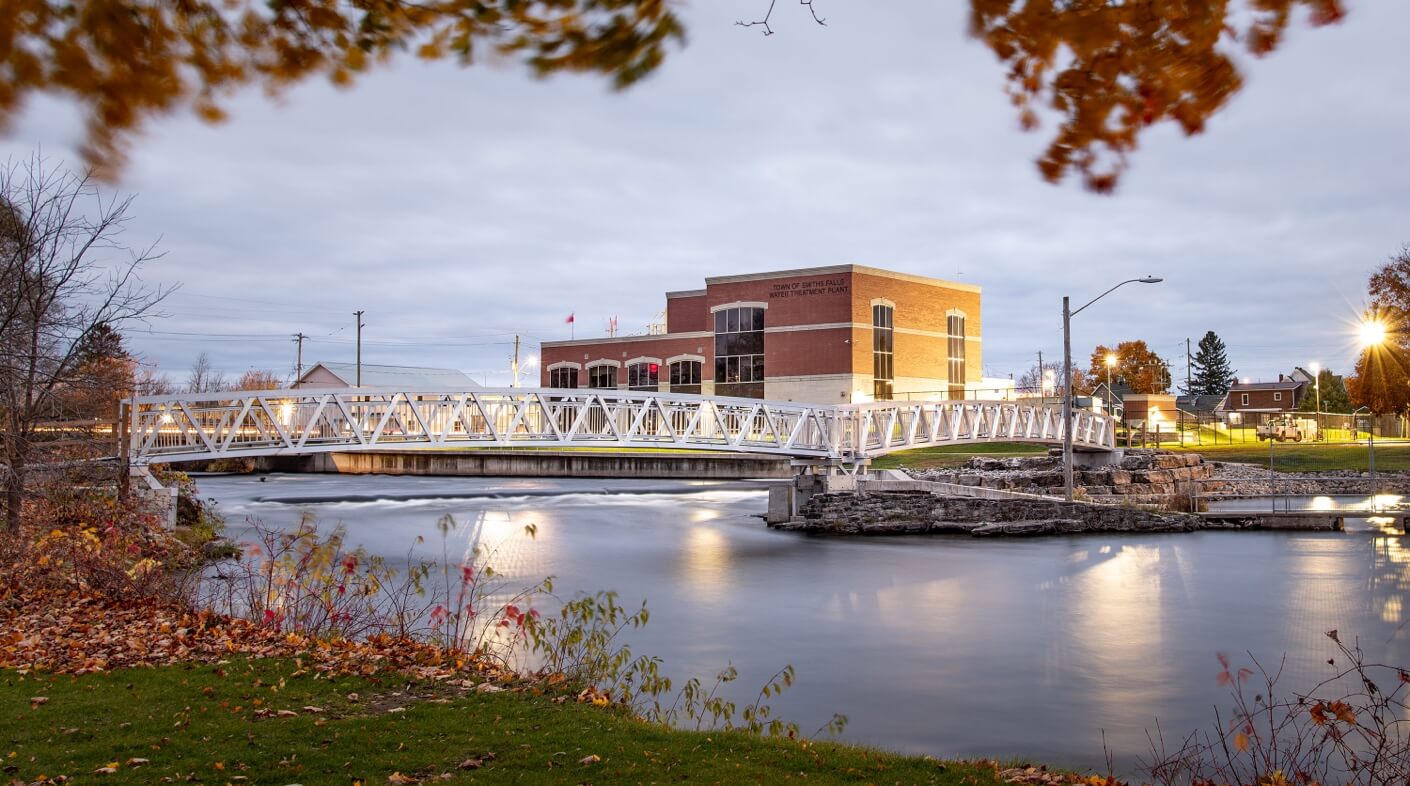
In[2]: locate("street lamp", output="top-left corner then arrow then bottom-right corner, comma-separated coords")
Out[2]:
1360,318 -> 1388,348
1308,361 -> 1323,441
1104,353 -> 1118,415
1063,277 -> 1164,502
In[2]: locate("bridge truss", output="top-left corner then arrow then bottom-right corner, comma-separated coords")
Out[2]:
123,388 -> 1115,465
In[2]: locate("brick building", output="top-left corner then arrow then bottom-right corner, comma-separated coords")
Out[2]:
539,265 -> 982,404
1224,377 -> 1307,419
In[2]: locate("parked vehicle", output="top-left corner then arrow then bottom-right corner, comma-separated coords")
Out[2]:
1256,417 -> 1304,442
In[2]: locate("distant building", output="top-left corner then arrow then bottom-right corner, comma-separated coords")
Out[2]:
1175,393 -> 1228,417
539,264 -> 982,405
1121,393 -> 1177,428
1224,376 -> 1306,422
294,362 -> 479,389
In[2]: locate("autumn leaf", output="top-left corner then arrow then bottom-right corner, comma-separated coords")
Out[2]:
579,754 -> 601,765
29,696 -> 49,709
387,772 -> 419,784
1234,732 -> 1250,752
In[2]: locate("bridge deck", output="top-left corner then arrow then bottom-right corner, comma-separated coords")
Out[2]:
122,387 -> 1115,464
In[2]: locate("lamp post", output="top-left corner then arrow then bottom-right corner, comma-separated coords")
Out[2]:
1063,277 -> 1164,502
1104,353 -> 1117,416
1309,361 -> 1322,441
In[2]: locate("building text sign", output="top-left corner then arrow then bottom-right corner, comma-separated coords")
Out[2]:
768,277 -> 850,299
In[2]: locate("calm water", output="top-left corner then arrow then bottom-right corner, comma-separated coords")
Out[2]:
197,473 -> 1410,773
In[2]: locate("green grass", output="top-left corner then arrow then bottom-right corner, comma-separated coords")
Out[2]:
870,442 -> 1049,471
2,659 -> 1003,785
1169,442 -> 1410,473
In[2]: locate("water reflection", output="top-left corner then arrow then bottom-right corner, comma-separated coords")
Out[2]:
200,474 -> 1410,774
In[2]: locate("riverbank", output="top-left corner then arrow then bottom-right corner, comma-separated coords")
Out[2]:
3,657 -> 1036,785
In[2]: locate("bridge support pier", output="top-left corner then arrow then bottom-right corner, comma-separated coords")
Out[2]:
130,465 -> 178,530
767,459 -> 870,524
1069,448 -> 1125,469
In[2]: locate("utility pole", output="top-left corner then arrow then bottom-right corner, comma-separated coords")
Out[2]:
354,310 -> 365,387
1184,337 -> 1192,441
293,332 -> 307,386
511,334 -> 521,387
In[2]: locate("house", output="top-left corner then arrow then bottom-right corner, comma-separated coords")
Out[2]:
294,362 -> 479,390
1175,393 -> 1228,418
1223,376 -> 1306,423
1121,393 -> 1176,427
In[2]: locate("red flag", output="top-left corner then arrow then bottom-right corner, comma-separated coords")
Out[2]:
566,313 -> 575,324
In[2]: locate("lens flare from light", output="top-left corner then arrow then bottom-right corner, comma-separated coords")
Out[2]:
1360,319 -> 1388,348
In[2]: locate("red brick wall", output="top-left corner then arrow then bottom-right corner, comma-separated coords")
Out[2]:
540,335 -> 709,386
707,272 -> 854,326
666,294 -> 707,333
1227,388 -> 1299,411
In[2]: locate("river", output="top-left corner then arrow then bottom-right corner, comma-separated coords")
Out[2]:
196,473 -> 1410,773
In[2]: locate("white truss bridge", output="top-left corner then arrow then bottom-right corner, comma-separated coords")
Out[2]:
123,388 -> 1115,465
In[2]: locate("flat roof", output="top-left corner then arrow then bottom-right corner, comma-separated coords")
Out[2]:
541,330 -> 712,349
703,264 -> 980,293
665,289 -> 706,299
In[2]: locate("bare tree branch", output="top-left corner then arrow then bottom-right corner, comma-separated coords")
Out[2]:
737,0 -> 825,36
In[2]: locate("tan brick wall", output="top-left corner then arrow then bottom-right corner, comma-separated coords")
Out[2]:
852,271 -> 982,386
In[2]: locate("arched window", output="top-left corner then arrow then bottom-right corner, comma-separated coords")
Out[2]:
713,305 -> 765,398
872,303 -> 894,400
627,360 -> 660,391
587,363 -> 618,389
669,359 -> 702,395
548,366 -> 578,388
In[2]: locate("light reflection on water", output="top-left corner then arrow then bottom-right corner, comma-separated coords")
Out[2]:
199,473 -> 1410,773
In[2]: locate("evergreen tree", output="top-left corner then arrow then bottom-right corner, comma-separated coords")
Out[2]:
1297,369 -> 1352,414
1189,331 -> 1235,396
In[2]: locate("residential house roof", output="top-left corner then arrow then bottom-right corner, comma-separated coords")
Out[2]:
297,362 -> 479,389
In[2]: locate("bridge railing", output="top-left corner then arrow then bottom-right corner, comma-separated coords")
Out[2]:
124,388 -> 1115,464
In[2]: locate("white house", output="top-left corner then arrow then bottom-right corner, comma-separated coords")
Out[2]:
294,362 -> 479,389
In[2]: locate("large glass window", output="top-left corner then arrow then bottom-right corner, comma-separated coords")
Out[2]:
588,364 -> 618,389
669,359 -> 702,395
872,304 -> 894,400
713,306 -> 765,398
548,367 -> 578,388
627,361 -> 659,391
947,314 -> 966,400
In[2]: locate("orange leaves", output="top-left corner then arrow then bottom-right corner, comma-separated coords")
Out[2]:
1308,700 -> 1356,727
1,1 -> 686,179
971,0 -> 1346,192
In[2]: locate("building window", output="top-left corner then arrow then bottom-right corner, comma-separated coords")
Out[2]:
548,367 -> 578,388
872,304 -> 894,400
714,306 -> 765,398
588,364 -> 618,389
1240,393 -> 1250,407
1273,391 -> 1282,402
628,361 -> 660,391
670,359 -> 702,395
947,313 -> 966,400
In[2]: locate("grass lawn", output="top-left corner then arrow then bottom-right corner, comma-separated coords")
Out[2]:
2,658 -> 1003,785
870,442 -> 1049,471
1170,442 -> 1410,473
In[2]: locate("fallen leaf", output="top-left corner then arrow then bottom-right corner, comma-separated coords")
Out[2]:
387,772 -> 419,784
30,697 -> 49,709
458,758 -> 483,770
125,757 -> 150,767
579,754 -> 601,765
301,706 -> 324,713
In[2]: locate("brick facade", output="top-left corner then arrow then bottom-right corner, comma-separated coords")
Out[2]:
541,265 -> 982,404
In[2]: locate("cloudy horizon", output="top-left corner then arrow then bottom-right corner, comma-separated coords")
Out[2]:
3,1 -> 1405,388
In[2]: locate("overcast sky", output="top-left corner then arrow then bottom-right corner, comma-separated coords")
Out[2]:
3,1 -> 1406,387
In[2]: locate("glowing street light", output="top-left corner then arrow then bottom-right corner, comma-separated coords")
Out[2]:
1309,361 -> 1323,441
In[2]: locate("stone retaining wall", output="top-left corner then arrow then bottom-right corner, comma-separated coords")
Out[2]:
779,490 -> 1206,536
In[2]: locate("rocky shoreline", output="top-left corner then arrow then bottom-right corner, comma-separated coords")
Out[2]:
774,450 -> 1384,537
